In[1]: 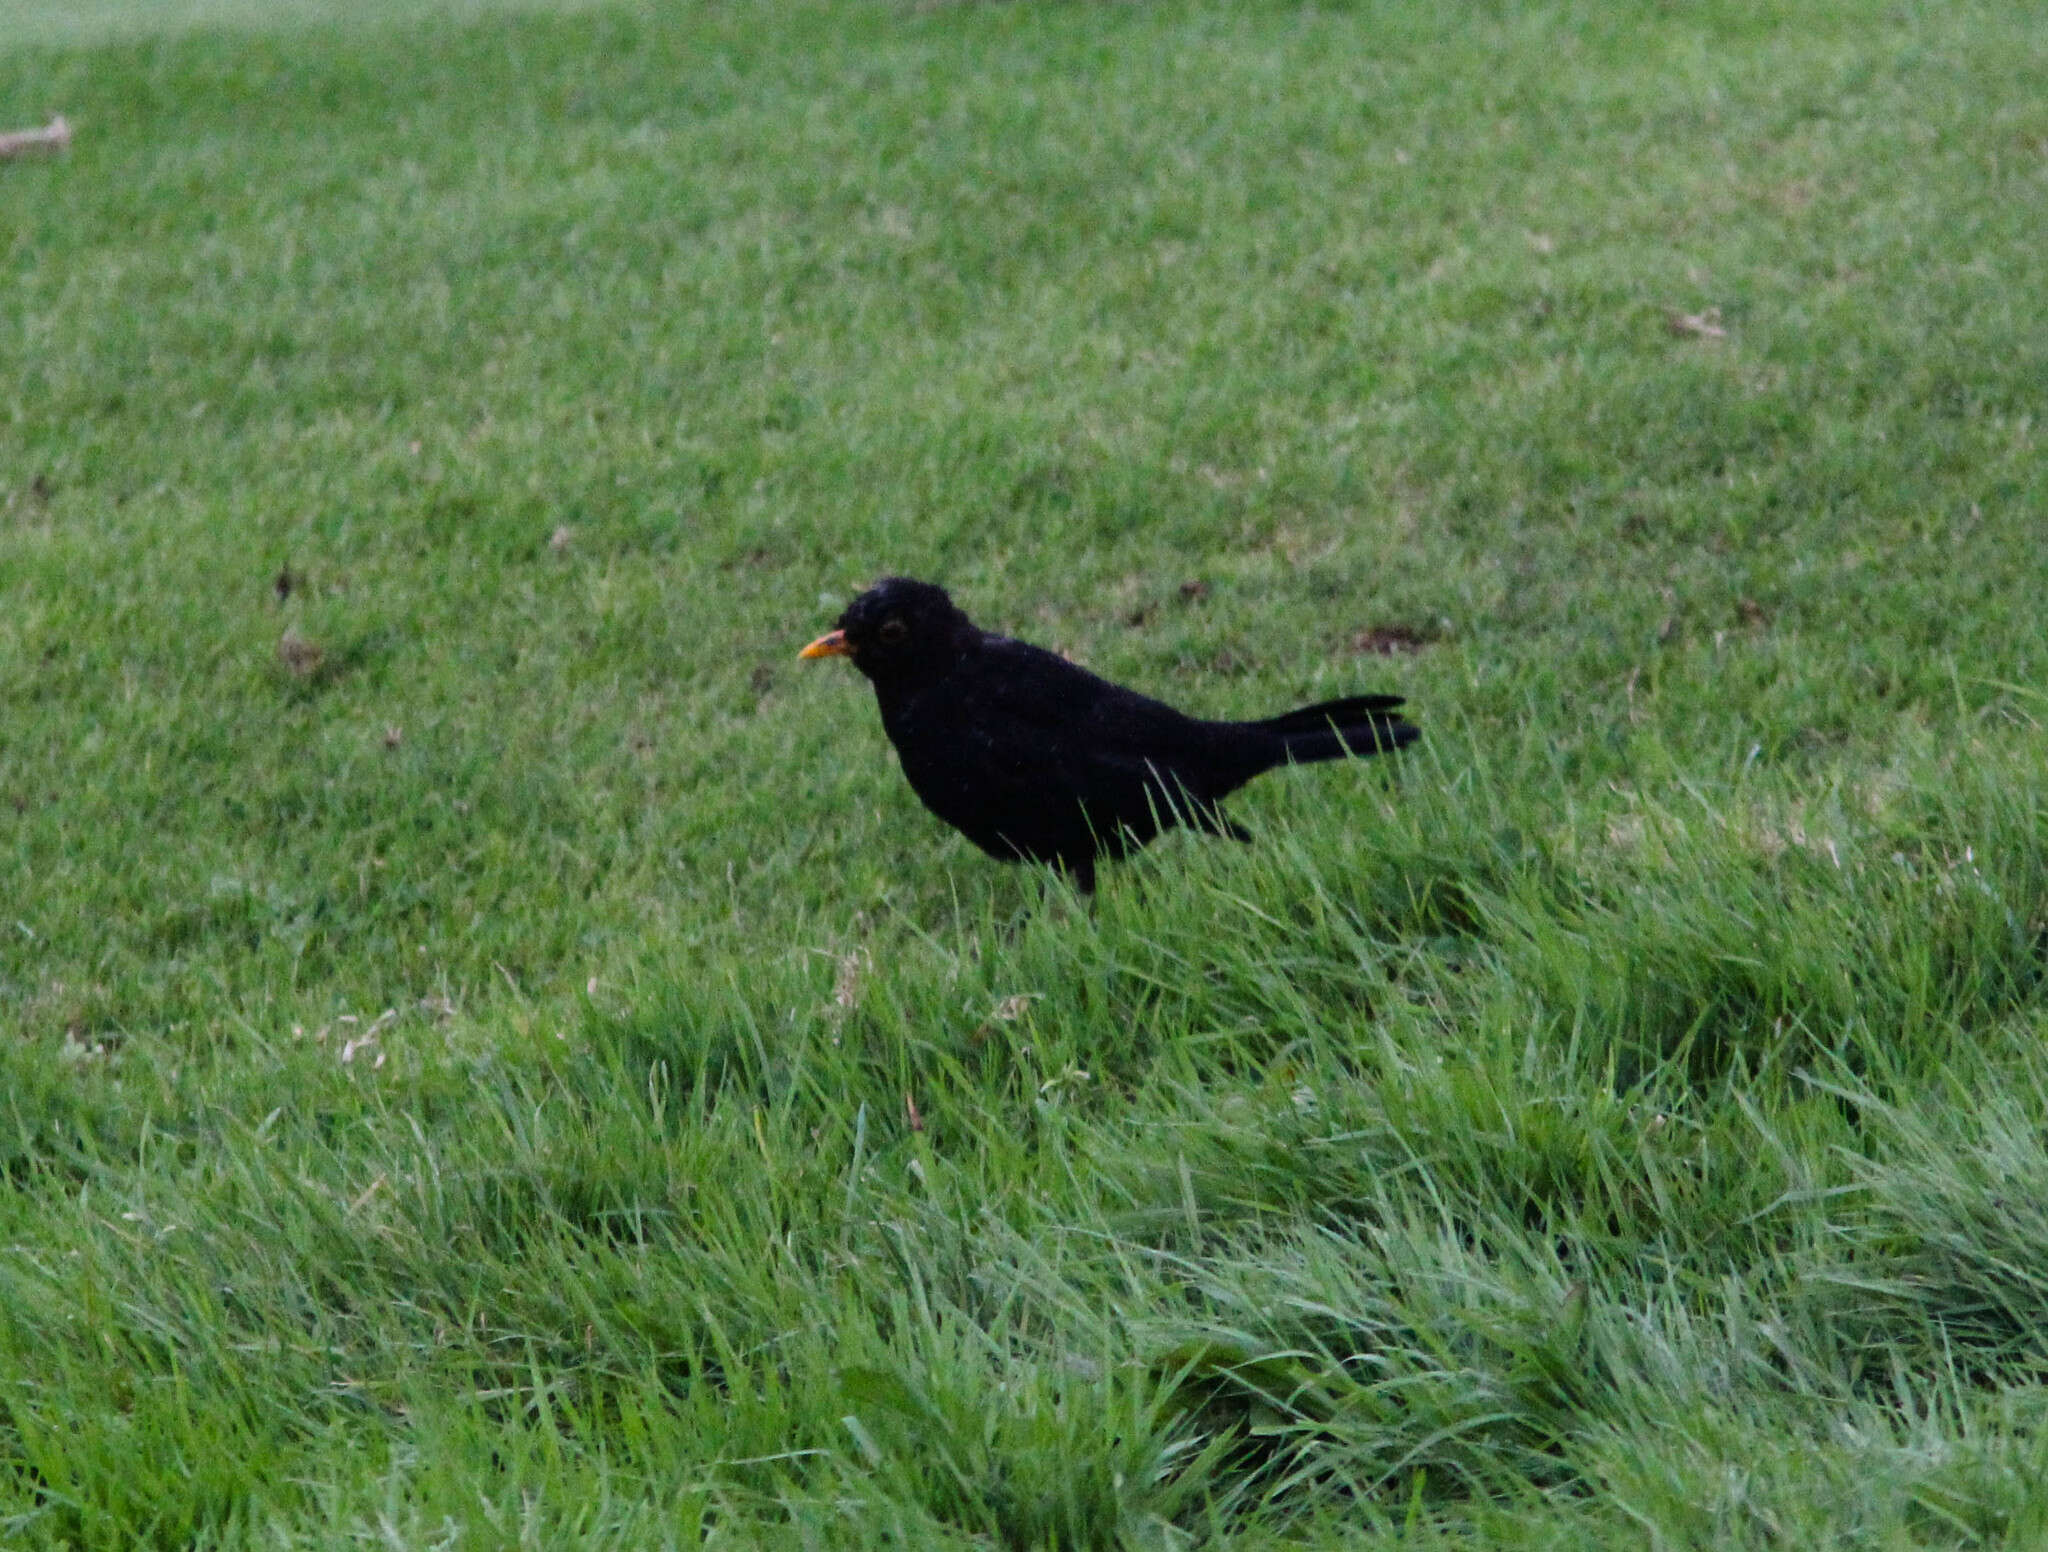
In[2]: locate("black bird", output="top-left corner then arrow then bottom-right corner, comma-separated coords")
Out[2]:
801,578 -> 1418,891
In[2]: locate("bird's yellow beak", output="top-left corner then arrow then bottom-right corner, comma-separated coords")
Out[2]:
800,629 -> 851,660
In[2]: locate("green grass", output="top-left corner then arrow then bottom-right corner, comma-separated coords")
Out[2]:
3,0 -> 2046,1542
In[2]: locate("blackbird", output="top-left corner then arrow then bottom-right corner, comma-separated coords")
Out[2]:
801,577 -> 1418,891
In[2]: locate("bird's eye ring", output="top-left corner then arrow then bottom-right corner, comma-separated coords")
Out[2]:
878,618 -> 909,645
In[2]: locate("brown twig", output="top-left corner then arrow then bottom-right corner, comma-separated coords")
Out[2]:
0,117 -> 71,161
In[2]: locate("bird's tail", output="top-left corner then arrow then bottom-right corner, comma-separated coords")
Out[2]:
1250,694 -> 1418,765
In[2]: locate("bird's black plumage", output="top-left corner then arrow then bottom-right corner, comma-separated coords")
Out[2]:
802,577 -> 1417,890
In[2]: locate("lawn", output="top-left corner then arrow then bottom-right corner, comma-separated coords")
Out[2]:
3,0 -> 2046,1543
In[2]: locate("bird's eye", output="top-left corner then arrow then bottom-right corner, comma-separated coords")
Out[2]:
878,618 -> 909,645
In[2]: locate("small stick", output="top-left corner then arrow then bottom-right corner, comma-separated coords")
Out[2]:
0,117 -> 71,161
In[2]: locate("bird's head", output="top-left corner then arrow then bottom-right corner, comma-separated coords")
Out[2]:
800,577 -> 977,686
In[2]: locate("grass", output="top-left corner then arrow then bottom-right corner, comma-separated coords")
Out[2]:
2,0 -> 2046,1542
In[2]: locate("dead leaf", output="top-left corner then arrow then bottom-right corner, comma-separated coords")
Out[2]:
1177,579 -> 1210,602
277,627 -> 324,678
1737,597 -> 1769,628
831,950 -> 869,1018
1350,624 -> 1429,656
549,525 -> 573,554
970,993 -> 1039,1046
0,116 -> 70,161
1666,307 -> 1727,341
340,1008 -> 397,1065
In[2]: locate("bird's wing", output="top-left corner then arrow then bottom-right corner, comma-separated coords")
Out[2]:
961,639 -> 1217,793
946,640 -> 1114,763
967,637 -> 1161,730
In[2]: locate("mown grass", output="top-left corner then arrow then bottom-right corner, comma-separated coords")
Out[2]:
3,0 -> 2046,1543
